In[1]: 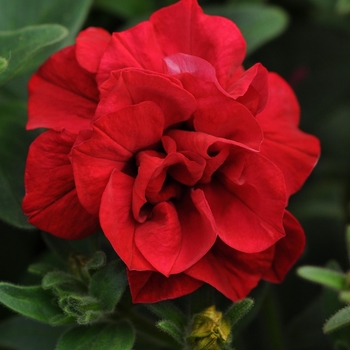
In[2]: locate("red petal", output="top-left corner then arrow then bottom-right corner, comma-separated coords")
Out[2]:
27,46 -> 98,133
151,0 -> 246,88
97,21 -> 164,84
263,211 -> 306,283
100,171 -> 155,271
201,151 -> 287,253
257,73 -> 320,196
22,130 -> 99,238
73,102 -> 162,215
228,63 -> 269,115
96,69 -> 196,128
134,201 -> 183,276
76,27 -> 111,73
186,239 -> 274,301
134,188 -> 217,275
127,269 -> 203,303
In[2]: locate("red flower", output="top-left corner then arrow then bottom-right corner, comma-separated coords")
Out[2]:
23,0 -> 320,302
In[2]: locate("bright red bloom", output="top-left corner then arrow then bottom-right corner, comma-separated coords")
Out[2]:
23,0 -> 320,302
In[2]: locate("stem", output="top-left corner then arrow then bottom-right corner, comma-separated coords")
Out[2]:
261,287 -> 287,350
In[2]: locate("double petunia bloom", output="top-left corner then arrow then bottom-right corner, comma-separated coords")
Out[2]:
23,0 -> 320,303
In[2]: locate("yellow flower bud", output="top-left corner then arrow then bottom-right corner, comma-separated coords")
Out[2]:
187,305 -> 231,350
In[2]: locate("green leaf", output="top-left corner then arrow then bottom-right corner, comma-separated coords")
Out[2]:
346,226 -> 350,263
0,0 -> 93,43
324,306 -> 350,333
156,320 -> 184,345
42,271 -> 86,292
89,260 -> 127,312
0,316 -> 66,350
56,322 -> 135,350
147,301 -> 187,331
0,283 -> 62,323
95,0 -> 157,18
336,0 -> 350,14
297,266 -> 347,290
224,298 -> 254,329
28,263 -> 57,276
0,25 -> 67,84
205,4 -> 289,55
84,251 -> 106,272
0,57 -> 8,74
0,102 -> 38,229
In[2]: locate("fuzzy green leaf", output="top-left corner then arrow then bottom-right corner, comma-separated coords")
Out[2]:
156,320 -> 184,345
84,251 -> 106,272
89,260 -> 127,312
0,283 -> 62,323
42,271 -> 86,293
147,301 -> 187,331
56,322 -> 135,350
224,298 -> 255,329
324,306 -> 350,333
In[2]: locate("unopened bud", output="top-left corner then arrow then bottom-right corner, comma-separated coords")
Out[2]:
187,305 -> 231,350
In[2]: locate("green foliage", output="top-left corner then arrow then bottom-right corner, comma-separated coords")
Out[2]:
0,284 -> 63,323
156,320 -> 184,345
95,0 -> 158,18
89,260 -> 127,312
224,298 -> 254,329
0,103 -> 37,229
336,0 -> 350,14
297,266 -> 347,291
205,3 -> 289,55
56,322 -> 135,350
0,25 -> 68,85
324,306 -> 350,333
0,316 -> 65,350
147,300 -> 187,331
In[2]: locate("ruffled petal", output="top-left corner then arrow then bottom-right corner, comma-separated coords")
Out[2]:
164,53 -> 263,149
96,69 -> 196,127
97,21 -> 164,84
263,211 -> 306,283
22,130 -> 99,238
257,73 -> 320,196
227,63 -> 269,115
100,171 -> 155,271
200,151 -> 287,253
127,269 -> 203,303
27,46 -> 98,133
151,0 -> 246,88
72,102 -> 163,215
76,27 -> 111,73
186,239 -> 274,301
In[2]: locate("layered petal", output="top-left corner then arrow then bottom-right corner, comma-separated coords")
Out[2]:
76,27 -> 111,73
151,0 -> 246,87
27,46 -> 98,133
200,150 -> 287,253
257,73 -> 320,196
72,102 -> 164,215
263,211 -> 306,283
95,69 -> 196,127
22,130 -> 99,238
186,239 -> 274,301
127,269 -> 203,303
